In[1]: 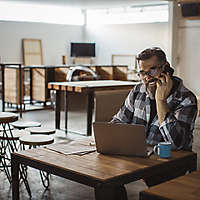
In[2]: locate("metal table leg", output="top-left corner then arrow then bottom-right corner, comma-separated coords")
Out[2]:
11,154 -> 20,200
1,64 -> 5,112
55,90 -> 61,129
65,91 -> 68,134
87,91 -> 94,136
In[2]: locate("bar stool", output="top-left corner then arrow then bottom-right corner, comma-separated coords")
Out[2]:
19,134 -> 54,189
25,127 -> 56,135
0,130 -> 29,152
11,121 -> 41,130
0,112 -> 18,160
0,112 -> 31,197
0,112 -> 18,182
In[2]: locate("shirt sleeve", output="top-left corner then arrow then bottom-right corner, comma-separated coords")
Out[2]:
111,88 -> 135,123
159,94 -> 197,150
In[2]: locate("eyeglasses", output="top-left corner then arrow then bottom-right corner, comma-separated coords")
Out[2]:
137,66 -> 161,78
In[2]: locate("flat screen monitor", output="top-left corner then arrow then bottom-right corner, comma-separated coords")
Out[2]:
71,43 -> 95,57
181,3 -> 200,17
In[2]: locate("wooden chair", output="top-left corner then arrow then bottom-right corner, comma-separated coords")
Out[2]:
95,89 -> 131,122
140,170 -> 200,200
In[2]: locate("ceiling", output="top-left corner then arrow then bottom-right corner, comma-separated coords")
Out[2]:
1,0 -> 171,9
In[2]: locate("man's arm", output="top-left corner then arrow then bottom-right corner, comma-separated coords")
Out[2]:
155,73 -> 173,125
156,100 -> 170,125
159,101 -> 197,150
155,73 -> 197,149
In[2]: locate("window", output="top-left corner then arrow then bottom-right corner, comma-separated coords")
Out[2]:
0,1 -> 84,25
87,4 -> 168,25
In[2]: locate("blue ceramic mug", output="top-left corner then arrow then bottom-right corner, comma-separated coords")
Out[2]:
153,142 -> 172,158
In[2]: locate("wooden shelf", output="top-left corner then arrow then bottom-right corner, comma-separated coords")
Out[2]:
3,65 -> 129,105
89,65 -> 128,80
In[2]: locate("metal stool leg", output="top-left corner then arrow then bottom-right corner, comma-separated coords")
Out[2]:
0,155 -> 12,183
32,145 -> 50,189
0,122 -> 32,197
39,171 -> 50,189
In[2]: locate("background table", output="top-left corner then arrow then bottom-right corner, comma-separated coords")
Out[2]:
48,80 -> 137,136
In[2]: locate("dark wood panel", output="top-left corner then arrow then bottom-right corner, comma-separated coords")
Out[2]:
140,170 -> 200,200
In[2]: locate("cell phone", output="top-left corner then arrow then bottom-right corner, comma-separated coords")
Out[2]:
162,63 -> 174,77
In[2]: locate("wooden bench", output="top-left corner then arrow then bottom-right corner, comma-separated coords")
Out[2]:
140,170 -> 200,200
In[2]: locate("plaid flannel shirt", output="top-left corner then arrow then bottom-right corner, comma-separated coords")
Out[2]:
111,77 -> 197,150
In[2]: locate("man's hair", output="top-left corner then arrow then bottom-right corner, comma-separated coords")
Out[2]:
137,47 -> 167,63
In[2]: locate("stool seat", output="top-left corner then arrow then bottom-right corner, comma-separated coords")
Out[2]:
26,127 -> 56,135
12,121 -> 41,129
0,130 -> 30,140
19,135 -> 54,146
0,112 -> 18,123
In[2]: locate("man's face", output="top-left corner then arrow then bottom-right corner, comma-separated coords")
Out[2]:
138,56 -> 162,93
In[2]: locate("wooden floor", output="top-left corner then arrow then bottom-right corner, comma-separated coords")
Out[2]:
0,106 -> 200,200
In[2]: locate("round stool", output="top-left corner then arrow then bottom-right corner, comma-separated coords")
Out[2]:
0,130 -> 29,140
19,134 -> 54,189
0,112 -> 18,183
0,112 -> 18,156
0,130 -> 29,151
25,127 -> 56,135
20,134 -> 54,147
0,112 -> 18,123
12,121 -> 41,129
0,112 -> 31,196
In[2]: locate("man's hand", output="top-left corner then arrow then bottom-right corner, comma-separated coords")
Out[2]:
155,73 -> 173,125
155,73 -> 173,101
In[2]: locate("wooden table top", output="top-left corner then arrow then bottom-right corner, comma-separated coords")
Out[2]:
48,80 -> 137,92
13,141 -> 196,183
140,170 -> 200,200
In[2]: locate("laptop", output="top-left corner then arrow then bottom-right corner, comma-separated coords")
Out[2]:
93,122 -> 153,157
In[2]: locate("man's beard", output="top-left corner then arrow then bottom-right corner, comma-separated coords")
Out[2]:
145,78 -> 158,97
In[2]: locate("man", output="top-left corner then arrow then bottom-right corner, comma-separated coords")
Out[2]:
112,47 -> 197,150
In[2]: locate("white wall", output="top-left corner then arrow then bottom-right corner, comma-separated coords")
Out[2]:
0,21 -> 83,65
177,19 -> 200,95
0,21 -> 170,66
0,12 -> 199,96
84,23 -> 169,65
